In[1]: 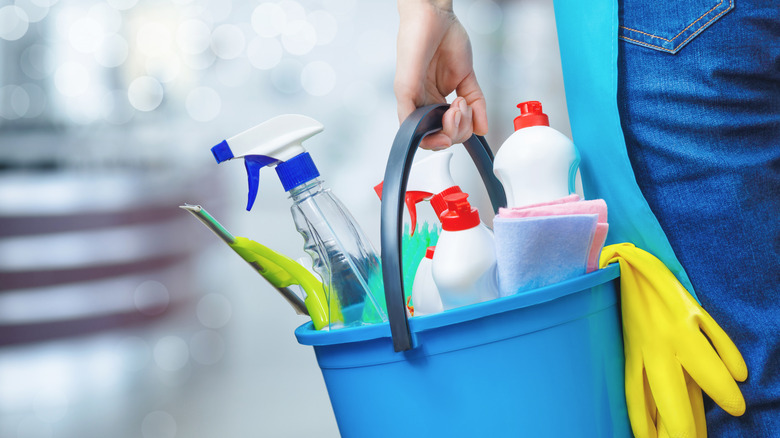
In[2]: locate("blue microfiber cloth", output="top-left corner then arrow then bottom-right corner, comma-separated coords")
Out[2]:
494,214 -> 598,297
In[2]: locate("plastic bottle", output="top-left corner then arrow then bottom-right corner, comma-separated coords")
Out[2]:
411,246 -> 443,316
493,101 -> 581,208
374,150 -> 463,233
211,114 -> 386,328
432,193 -> 498,310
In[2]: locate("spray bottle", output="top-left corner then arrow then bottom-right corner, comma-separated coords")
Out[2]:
432,193 -> 498,310
374,151 -> 463,233
211,114 -> 386,328
411,246 -> 443,316
493,101 -> 581,208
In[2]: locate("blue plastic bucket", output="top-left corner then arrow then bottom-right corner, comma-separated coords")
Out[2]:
296,105 -> 630,437
295,264 -> 630,437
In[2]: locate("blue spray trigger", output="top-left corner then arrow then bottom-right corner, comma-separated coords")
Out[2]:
244,155 -> 279,211
211,140 -> 234,163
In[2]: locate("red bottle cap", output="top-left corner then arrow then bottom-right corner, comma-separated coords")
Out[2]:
513,101 -> 550,130
425,246 -> 435,259
440,193 -> 480,231
429,185 -> 463,218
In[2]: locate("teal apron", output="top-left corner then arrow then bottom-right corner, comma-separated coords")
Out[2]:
552,0 -> 698,300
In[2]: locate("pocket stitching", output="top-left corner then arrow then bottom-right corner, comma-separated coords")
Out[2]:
619,0 -> 733,53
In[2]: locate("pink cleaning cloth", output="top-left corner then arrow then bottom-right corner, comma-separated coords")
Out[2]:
499,196 -> 608,273
509,194 -> 581,210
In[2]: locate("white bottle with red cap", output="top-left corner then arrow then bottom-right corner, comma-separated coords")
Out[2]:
493,101 -> 581,208
412,246 -> 443,316
431,193 -> 498,310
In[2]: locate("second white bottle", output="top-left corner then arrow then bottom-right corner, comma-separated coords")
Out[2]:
432,193 -> 498,310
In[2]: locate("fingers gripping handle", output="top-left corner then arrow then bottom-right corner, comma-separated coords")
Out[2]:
380,103 -> 507,352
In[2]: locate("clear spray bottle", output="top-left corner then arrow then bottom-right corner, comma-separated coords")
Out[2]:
211,114 -> 386,328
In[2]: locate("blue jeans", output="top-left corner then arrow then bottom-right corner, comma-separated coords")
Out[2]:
618,0 -> 780,435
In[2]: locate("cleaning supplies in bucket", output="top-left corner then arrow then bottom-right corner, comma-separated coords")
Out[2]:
211,114 -> 386,328
432,193 -> 498,309
493,101 -> 581,208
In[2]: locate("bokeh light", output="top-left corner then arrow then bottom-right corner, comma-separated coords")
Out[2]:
68,16 -> 103,54
9,85 -> 30,118
210,24 -> 245,60
203,0 -> 232,23
0,5 -> 30,41
94,34 -> 129,68
20,44 -> 54,80
127,76 -> 164,112
281,20 -> 317,56
251,3 -> 286,38
141,411 -> 177,438
185,86 -> 221,122
176,19 -> 212,54
195,293 -> 232,329
153,336 -> 189,371
278,0 -> 306,22
246,36 -> 282,70
14,0 -> 50,23
133,280 -> 170,317
88,2 -> 122,33
301,61 -> 336,96
106,0 -> 138,12
30,0 -> 59,7
308,10 -> 338,46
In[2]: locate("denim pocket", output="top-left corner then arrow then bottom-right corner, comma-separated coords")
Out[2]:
619,0 -> 734,53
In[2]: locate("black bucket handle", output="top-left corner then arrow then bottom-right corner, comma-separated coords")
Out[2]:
379,103 -> 507,352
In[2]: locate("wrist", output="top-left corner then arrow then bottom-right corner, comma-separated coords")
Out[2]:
398,0 -> 453,13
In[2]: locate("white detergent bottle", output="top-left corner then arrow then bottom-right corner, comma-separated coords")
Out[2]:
493,101 -> 581,208
374,150 -> 463,233
211,115 -> 386,328
412,246 -> 443,316
432,193 -> 498,310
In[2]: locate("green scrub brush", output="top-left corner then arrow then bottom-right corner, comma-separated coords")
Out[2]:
361,222 -> 441,323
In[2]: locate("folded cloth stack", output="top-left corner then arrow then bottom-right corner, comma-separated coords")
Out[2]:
494,195 -> 608,297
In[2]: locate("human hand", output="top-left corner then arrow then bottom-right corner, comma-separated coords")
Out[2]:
395,0 -> 487,150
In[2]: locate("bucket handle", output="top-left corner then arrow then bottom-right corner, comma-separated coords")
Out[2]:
380,103 -> 507,352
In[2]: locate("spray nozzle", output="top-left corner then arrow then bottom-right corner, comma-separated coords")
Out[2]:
211,115 -> 324,211
374,151 -> 461,234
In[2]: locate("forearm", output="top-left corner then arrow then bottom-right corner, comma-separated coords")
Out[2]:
398,0 -> 453,15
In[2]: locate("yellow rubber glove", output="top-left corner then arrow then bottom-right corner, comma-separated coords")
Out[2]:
599,243 -> 748,438
657,369 -> 707,438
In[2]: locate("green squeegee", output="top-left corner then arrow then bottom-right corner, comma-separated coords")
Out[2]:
180,204 -> 336,330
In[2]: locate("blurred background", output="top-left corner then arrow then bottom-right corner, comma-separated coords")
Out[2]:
0,0 -> 569,436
